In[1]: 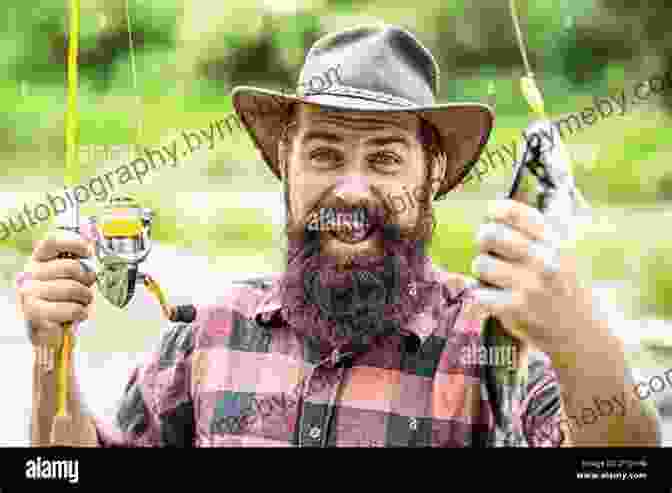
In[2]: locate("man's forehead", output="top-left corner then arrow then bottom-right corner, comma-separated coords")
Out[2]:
295,104 -> 421,134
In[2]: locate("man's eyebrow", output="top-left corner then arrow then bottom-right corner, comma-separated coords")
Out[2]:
301,132 -> 411,148
301,131 -> 344,144
364,136 -> 410,149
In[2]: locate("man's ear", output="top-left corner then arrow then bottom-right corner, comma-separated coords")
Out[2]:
278,139 -> 289,181
278,115 -> 299,182
429,152 -> 448,199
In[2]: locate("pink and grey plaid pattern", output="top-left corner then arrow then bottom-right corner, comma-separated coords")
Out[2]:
93,266 -> 564,447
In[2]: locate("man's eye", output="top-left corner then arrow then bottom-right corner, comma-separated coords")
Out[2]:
370,152 -> 401,167
310,149 -> 341,165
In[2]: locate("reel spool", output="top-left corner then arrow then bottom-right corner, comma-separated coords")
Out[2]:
89,195 -> 151,309
85,194 -> 196,323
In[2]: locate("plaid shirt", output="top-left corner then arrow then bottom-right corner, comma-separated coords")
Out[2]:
93,265 -> 564,447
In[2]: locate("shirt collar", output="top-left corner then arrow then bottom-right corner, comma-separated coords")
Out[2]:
253,276 -> 284,326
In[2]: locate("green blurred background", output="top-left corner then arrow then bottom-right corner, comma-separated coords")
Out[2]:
0,0 -> 670,358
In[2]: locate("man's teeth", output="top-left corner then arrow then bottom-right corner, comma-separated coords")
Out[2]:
307,208 -> 374,241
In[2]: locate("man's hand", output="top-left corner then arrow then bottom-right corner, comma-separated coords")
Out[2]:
18,230 -> 97,347
16,229 -> 100,447
469,199 -> 661,446
469,198 -> 595,358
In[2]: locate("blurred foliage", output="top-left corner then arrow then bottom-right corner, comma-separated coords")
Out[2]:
0,0 -> 669,321
430,207 -> 477,276
599,0 -> 672,115
2,0 -> 179,88
196,12 -> 323,89
138,195 -> 278,258
571,112 -> 672,205
2,0 -> 668,155
639,236 -> 672,319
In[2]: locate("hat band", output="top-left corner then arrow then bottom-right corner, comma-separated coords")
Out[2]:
299,85 -> 418,108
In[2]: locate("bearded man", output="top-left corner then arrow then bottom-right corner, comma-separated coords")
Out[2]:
18,24 -> 660,447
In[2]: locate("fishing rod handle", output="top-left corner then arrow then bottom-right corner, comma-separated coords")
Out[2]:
55,244 -> 77,419
53,209 -> 83,420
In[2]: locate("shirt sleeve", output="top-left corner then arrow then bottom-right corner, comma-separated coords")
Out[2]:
519,351 -> 567,447
93,322 -> 196,447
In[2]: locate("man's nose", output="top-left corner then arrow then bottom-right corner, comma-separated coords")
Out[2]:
331,176 -> 372,206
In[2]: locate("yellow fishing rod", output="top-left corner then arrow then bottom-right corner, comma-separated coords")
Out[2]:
48,0 -> 195,446
50,0 -> 81,445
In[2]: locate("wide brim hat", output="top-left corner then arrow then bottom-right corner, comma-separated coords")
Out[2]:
231,24 -> 494,200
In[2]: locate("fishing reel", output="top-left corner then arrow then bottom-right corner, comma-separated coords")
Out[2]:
81,194 -> 196,323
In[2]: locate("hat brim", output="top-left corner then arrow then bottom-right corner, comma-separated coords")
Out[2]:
231,86 -> 494,200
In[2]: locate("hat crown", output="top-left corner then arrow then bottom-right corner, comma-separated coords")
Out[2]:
298,24 -> 439,107
231,23 -> 493,201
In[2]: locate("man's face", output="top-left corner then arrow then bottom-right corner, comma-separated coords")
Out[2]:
277,104 -> 446,353
283,105 -> 433,260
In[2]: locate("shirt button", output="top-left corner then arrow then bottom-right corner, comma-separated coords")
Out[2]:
309,426 -> 321,440
409,417 -> 418,431
409,282 -> 417,296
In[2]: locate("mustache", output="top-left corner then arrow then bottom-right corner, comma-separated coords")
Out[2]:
292,184 -> 435,245
306,206 -> 370,233
284,186 -> 435,271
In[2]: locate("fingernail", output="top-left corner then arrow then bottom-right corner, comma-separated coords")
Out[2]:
471,255 -> 495,276
476,222 -> 497,244
472,288 -> 513,306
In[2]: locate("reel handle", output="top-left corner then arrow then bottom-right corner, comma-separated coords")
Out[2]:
139,271 -> 196,323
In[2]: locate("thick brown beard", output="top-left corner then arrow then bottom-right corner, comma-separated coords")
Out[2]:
278,192 -> 441,359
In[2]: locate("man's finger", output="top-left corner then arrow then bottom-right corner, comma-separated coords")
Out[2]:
477,222 -> 562,275
471,253 -> 534,290
470,288 -> 521,321
23,296 -> 90,325
476,222 -> 530,262
470,289 -> 532,343
21,279 -> 94,307
528,240 -> 562,277
29,259 -> 97,286
29,319 -> 65,348
485,199 -> 553,243
32,234 -> 93,263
